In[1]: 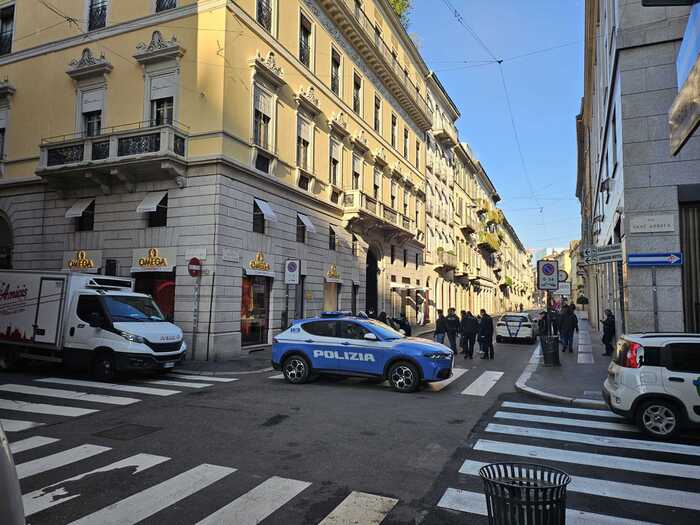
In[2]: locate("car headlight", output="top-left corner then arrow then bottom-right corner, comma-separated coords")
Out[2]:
120,331 -> 146,344
424,352 -> 451,360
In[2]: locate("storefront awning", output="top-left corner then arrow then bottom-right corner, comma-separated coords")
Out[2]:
297,213 -> 316,233
324,275 -> 343,284
244,267 -> 275,278
137,191 -> 168,213
254,198 -> 278,222
65,198 -> 95,218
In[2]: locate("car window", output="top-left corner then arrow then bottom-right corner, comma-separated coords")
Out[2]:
666,343 -> 700,373
76,295 -> 103,323
340,321 -> 371,340
366,320 -> 404,340
302,320 -> 337,338
502,315 -> 526,322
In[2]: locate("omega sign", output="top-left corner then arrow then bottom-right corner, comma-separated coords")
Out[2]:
68,251 -> 95,270
139,248 -> 168,268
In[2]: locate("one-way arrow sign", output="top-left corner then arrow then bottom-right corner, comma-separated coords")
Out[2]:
627,252 -> 684,267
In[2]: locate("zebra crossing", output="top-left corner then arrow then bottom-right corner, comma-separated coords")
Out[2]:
436,396 -> 700,524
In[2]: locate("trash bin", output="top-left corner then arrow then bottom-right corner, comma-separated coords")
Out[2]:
541,336 -> 560,367
480,463 -> 571,525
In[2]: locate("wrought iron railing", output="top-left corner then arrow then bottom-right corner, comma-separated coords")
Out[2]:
0,31 -> 11,55
47,145 -> 84,167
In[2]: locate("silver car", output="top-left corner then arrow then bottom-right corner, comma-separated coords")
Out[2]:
0,421 -> 25,525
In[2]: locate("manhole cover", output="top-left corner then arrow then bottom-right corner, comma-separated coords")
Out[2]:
95,424 -> 161,441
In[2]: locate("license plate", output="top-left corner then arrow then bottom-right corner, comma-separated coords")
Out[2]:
163,362 -> 175,369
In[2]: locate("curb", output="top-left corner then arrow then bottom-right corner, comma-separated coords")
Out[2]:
173,366 -> 274,377
514,341 -> 608,409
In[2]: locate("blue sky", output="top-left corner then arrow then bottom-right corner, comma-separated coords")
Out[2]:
408,0 -> 585,251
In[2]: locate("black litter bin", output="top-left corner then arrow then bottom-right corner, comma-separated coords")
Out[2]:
541,336 -> 560,367
480,463 -> 570,525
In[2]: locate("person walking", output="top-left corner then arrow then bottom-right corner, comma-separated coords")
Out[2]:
478,309 -> 495,360
377,311 -> 388,324
558,305 -> 579,353
434,310 -> 447,345
445,308 -> 460,353
601,309 -> 616,356
460,310 -> 479,359
398,312 -> 412,337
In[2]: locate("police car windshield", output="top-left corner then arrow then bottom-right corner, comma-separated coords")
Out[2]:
367,320 -> 404,340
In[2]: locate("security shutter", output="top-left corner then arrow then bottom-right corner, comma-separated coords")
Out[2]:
298,117 -> 311,142
150,72 -> 177,100
81,88 -> 104,113
254,86 -> 272,118
0,108 -> 7,129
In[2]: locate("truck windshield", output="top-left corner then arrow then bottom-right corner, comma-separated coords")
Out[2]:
102,296 -> 165,322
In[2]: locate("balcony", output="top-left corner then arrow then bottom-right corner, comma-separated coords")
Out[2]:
433,123 -> 458,148
37,121 -> 188,192
486,209 -> 504,225
317,0 -> 432,129
460,211 -> 478,235
435,248 -> 458,270
343,189 -> 418,244
477,231 -> 501,253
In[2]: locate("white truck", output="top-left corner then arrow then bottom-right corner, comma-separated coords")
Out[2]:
0,270 -> 186,379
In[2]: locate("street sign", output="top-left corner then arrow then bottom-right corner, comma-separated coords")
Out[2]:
284,259 -> 300,285
581,243 -> 623,265
554,282 -> 572,296
188,257 -> 202,278
627,252 -> 684,267
558,269 -> 569,282
537,260 -> 559,291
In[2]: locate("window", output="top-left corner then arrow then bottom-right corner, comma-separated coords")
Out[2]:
329,139 -> 341,187
391,114 -> 397,147
390,245 -> 395,264
253,200 -> 265,234
303,320 -> 337,337
403,249 -> 407,267
297,116 -> 312,172
296,216 -> 306,243
415,253 -> 419,269
83,111 -> 102,137
373,95 -> 381,133
76,295 -> 104,323
88,0 -> 107,31
353,73 -> 362,114
148,194 -> 167,227
329,226 -> 336,250
351,234 -> 358,256
256,0 -> 273,32
0,125 -> 5,160
667,343 -> 700,373
390,180 -> 397,209
611,109 -> 617,175
298,173 -> 311,191
331,48 -> 341,96
253,86 -> 272,150
256,154 -> 271,173
340,321 -> 370,340
415,140 -> 420,168
156,0 -> 176,13
0,5 -> 13,55
403,128 -> 409,158
76,200 -> 95,232
299,13 -> 312,68
352,154 -> 362,190
403,188 -> 409,216
373,169 -> 381,199
151,97 -> 173,126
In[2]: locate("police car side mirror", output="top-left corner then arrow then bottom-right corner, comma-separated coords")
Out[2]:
364,333 -> 378,341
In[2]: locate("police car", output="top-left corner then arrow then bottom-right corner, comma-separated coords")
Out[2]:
495,312 -> 536,344
272,313 -> 454,393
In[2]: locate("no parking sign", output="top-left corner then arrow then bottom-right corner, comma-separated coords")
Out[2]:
537,260 -> 559,291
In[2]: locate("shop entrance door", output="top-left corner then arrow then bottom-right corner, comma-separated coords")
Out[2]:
241,275 -> 271,346
133,272 -> 176,320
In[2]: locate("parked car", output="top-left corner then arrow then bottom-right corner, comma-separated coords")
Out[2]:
602,333 -> 700,438
272,312 -> 453,392
0,421 -> 25,524
495,313 -> 536,344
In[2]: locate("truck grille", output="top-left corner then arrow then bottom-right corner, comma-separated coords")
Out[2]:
146,341 -> 183,353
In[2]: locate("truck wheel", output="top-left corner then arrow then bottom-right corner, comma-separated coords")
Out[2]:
0,348 -> 20,371
92,353 -> 116,382
387,361 -> 420,393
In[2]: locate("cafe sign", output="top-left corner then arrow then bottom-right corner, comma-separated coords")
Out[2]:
63,250 -> 102,273
131,247 -> 176,273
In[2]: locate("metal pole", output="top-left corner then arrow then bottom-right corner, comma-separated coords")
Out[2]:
652,266 -> 659,332
191,274 -> 201,360
205,270 -> 215,362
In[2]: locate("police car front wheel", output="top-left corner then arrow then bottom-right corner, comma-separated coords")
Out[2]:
283,355 -> 311,384
388,361 -> 420,393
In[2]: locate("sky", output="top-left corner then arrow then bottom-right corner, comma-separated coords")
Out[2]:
408,0 -> 585,251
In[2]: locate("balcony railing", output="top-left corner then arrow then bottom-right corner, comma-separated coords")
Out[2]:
477,231 -> 501,253
343,189 -> 415,235
436,249 -> 458,269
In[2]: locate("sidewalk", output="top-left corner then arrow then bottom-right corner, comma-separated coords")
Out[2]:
175,346 -> 274,376
515,314 -> 611,408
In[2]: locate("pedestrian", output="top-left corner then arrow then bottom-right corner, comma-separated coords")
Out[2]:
601,309 -> 616,356
537,311 -> 547,336
446,308 -> 460,353
558,304 -> 578,353
434,310 -> 447,344
398,312 -> 412,337
460,310 -> 479,359
519,303 -> 524,313
368,307 -> 376,319
377,311 -> 388,324
478,309 -> 495,360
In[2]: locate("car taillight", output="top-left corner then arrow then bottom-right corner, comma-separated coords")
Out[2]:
623,342 -> 643,368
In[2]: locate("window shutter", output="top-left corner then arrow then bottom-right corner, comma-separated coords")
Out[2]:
298,117 -> 312,142
81,88 -> 104,113
352,155 -> 362,174
331,140 -> 341,161
150,72 -> 177,100
391,181 -> 397,197
0,109 -> 7,129
254,87 -> 272,117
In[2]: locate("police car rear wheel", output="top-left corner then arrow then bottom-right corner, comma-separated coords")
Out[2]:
388,361 -> 419,393
283,355 -> 310,384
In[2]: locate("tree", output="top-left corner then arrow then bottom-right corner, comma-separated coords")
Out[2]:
388,0 -> 411,28
576,295 -> 589,310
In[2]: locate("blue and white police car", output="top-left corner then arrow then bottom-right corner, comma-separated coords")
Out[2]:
272,312 -> 454,393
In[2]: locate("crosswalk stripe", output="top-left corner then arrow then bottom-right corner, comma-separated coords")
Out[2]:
268,374 -> 285,379
36,378 -> 180,396
437,488 -> 658,525
9,436 -> 59,454
196,476 -> 311,525
485,423 -> 700,457
461,371 -> 504,396
474,439 -> 700,480
577,353 -> 594,364
500,401 -> 622,419
23,453 -> 170,517
0,384 -> 140,406
138,379 -> 212,389
427,368 -> 469,392
0,418 -> 44,432
0,398 -> 98,417
458,459 -> 700,512
319,491 -> 398,525
167,374 -> 238,383
68,464 -> 235,525
16,444 -> 111,480
494,410 -> 636,432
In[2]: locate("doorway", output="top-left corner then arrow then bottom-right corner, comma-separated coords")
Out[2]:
681,202 -> 700,331
0,212 -> 12,269
133,272 -> 175,320
241,275 -> 271,346
365,248 -> 378,315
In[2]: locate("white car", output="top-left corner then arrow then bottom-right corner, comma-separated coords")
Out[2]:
495,313 -> 536,344
603,333 -> 700,438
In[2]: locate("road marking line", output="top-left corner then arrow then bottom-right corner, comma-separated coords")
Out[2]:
493,411 -> 636,432
138,379 -> 212,389
0,399 -> 98,417
427,368 -> 469,392
0,418 -> 44,432
9,436 -> 59,454
485,423 -> 700,457
473,439 -> 700,479
23,453 -> 170,517
16,444 -> 111,480
167,374 -> 238,383
458,459 -> 700,512
68,464 -> 235,525
500,401 -> 622,419
577,353 -> 594,364
36,378 -> 180,396
437,488 -> 657,525
196,476 -> 311,525
1,384 -> 139,405
461,371 -> 504,396
268,374 -> 285,379
319,491 -> 398,525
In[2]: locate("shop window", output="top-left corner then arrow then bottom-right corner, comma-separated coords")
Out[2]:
148,194 -> 168,228
296,216 -> 306,243
253,200 -> 265,234
329,226 -> 336,251
76,200 -> 95,232
241,275 -> 271,346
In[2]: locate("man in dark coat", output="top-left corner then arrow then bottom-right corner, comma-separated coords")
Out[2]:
445,308 -> 460,353
558,305 -> 579,352
460,310 -> 479,359
601,309 -> 616,356
478,309 -> 495,360
434,310 -> 447,345
398,312 -> 411,337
